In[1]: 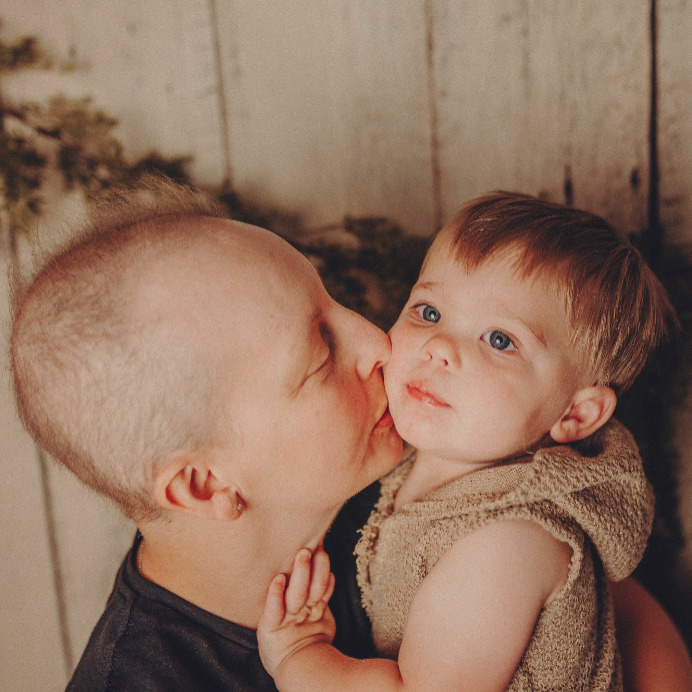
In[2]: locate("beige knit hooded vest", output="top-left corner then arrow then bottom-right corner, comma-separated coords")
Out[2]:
355,420 -> 653,691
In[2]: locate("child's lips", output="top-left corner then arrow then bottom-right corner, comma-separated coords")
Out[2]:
405,382 -> 450,408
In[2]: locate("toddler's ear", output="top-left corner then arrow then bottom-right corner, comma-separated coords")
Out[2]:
550,386 -> 617,444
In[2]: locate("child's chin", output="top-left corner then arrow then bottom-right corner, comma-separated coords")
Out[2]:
390,408 -> 431,444
393,423 -> 425,449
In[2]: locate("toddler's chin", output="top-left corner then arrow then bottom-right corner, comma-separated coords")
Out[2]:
387,412 -> 415,448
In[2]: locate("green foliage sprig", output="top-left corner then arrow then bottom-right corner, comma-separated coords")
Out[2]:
0,32 -> 42,71
0,25 -> 191,234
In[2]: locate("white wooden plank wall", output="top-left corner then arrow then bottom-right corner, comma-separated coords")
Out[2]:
2,0 -> 228,186
432,1 -> 650,230
1,2 -> 690,688
659,0 -> 692,243
0,223 -> 66,690
215,0 -> 437,233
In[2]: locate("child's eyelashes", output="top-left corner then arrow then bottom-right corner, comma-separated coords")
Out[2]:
482,330 -> 517,352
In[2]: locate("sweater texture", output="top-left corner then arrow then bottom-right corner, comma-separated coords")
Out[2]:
355,420 -> 653,691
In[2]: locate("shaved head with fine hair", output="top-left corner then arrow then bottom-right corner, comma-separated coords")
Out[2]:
10,180 -> 238,521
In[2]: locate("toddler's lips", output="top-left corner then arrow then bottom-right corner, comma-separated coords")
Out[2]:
406,383 -> 449,408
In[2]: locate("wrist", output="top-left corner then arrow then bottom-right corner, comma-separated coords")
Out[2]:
274,639 -> 333,687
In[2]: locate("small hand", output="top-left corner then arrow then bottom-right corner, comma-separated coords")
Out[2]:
284,545 -> 335,624
257,546 -> 336,678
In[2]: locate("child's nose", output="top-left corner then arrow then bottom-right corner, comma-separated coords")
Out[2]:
423,334 -> 462,369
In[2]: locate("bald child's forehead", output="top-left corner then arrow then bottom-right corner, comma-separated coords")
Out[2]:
127,216 -> 328,369
128,217 -> 313,310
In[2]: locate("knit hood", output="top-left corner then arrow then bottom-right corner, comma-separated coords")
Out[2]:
379,419 -> 653,581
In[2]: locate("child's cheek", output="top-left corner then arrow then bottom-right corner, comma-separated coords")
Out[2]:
386,323 -> 407,362
382,354 -> 404,415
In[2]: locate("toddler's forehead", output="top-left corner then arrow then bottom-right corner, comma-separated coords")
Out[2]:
429,237 -> 570,296
422,246 -> 575,341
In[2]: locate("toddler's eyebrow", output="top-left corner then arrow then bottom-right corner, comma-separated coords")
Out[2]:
512,316 -> 547,347
411,280 -> 441,292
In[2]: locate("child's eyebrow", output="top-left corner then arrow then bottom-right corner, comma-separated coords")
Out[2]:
491,308 -> 547,347
514,317 -> 547,347
412,280 -> 441,292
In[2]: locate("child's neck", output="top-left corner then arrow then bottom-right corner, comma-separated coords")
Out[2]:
394,450 -> 485,509
394,448 -> 530,510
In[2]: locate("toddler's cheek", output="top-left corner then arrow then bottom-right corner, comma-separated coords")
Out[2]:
382,364 -> 398,401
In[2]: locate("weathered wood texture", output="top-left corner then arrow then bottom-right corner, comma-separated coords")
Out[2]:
659,0 -> 692,590
3,0 -> 228,185
0,1 -> 690,688
659,0 -> 692,244
0,226 -> 66,691
432,1 -> 650,231
213,0 -> 436,232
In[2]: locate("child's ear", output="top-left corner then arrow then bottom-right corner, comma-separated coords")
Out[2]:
550,386 -> 617,444
153,454 -> 245,521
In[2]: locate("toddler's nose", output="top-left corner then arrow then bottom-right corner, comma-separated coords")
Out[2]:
423,334 -> 461,370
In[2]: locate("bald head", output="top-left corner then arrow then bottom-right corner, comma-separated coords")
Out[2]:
10,184 -> 279,521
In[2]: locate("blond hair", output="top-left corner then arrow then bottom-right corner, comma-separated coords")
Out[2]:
11,178 -> 229,521
433,192 -> 676,392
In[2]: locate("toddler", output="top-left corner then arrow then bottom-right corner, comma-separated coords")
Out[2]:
258,192 -> 676,691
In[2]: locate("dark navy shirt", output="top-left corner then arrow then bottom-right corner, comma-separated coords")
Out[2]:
67,483 -> 378,691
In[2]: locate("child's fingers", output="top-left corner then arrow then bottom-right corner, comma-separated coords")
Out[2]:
284,548 -> 312,616
261,573 -> 288,629
324,571 -> 335,603
306,572 -> 335,622
306,546 -> 332,607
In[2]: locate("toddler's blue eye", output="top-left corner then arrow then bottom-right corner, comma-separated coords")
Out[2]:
416,304 -> 441,323
483,330 -> 516,351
